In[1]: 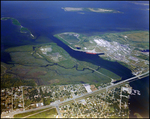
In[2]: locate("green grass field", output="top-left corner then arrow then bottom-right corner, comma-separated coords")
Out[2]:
14,107 -> 56,118
28,108 -> 57,118
59,34 -> 80,43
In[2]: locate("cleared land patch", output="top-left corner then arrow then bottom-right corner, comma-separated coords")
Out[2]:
59,33 -> 80,44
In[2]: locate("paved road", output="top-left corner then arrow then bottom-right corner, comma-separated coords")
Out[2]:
2,71 -> 148,118
55,105 -> 61,118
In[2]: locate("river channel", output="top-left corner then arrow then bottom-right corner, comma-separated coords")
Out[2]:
48,35 -> 134,80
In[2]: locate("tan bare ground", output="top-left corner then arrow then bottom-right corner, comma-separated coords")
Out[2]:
48,79 -> 60,84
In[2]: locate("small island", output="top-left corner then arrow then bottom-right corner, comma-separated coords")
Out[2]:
1,17 -> 35,39
62,7 -> 121,13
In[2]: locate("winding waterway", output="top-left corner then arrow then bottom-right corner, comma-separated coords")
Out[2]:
48,35 -> 134,79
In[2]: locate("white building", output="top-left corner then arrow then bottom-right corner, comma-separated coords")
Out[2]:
84,84 -> 92,93
122,87 -> 132,94
36,103 -> 43,107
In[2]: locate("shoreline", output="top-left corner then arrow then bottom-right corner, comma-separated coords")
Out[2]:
54,34 -> 104,54
110,78 -> 116,85
54,31 -> 149,77
129,76 -> 149,118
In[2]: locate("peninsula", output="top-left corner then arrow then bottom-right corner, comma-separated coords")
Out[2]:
54,31 -> 149,76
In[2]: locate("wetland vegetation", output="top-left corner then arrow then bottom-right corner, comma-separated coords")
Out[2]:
1,42 -> 121,88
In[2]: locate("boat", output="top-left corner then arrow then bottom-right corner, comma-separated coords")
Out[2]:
86,52 -> 97,54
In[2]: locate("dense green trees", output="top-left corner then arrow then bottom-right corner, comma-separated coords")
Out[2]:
25,99 -> 32,107
43,98 -> 53,106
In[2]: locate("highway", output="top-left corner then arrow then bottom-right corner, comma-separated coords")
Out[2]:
2,71 -> 149,118
107,71 -> 149,90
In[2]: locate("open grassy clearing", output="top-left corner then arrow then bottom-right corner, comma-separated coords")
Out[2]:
59,34 -> 80,44
13,107 -> 55,118
27,108 -> 57,118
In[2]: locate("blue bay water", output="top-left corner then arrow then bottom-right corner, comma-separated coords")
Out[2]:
1,1 -> 149,35
1,1 -> 149,118
129,76 -> 149,118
